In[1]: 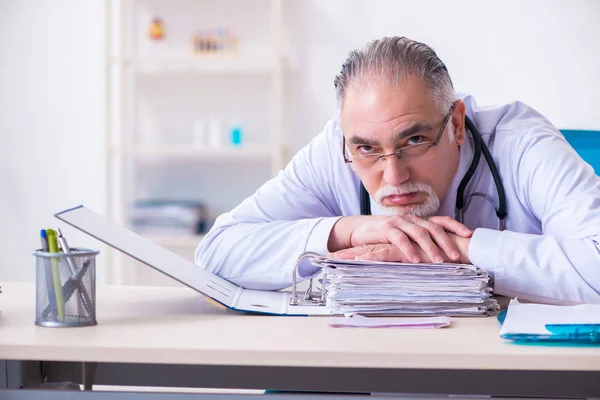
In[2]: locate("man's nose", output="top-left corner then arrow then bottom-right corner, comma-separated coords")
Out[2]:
382,156 -> 410,186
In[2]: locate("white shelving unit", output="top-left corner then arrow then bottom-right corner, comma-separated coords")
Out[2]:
134,55 -> 278,74
105,0 -> 289,286
109,143 -> 276,159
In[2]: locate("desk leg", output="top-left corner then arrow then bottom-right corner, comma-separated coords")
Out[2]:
82,362 -> 97,391
0,360 -> 6,388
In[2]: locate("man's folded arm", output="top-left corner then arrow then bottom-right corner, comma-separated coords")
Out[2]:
195,217 -> 341,290
194,122 -> 345,290
469,128 -> 600,304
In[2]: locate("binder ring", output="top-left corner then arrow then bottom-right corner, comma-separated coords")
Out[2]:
290,251 -> 321,306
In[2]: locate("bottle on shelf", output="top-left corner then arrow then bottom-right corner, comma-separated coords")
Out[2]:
192,119 -> 206,148
208,119 -> 221,149
229,118 -> 243,147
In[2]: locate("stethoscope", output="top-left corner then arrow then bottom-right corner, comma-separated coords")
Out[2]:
359,115 -> 507,231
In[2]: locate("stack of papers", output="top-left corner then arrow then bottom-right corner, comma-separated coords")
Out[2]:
314,258 -> 499,316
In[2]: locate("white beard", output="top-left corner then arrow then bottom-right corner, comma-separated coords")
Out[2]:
374,182 -> 440,217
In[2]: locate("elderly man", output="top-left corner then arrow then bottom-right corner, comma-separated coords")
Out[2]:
195,36 -> 600,304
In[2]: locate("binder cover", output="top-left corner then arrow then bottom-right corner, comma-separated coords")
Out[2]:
55,205 -> 331,316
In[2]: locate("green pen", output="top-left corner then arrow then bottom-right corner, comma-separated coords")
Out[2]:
46,229 -> 65,322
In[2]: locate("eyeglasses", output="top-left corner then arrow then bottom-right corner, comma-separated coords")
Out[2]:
343,102 -> 456,172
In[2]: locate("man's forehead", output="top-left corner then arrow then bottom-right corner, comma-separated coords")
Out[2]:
339,80 -> 442,145
341,91 -> 438,130
342,77 -> 436,114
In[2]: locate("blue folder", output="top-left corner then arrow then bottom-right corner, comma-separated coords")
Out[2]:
560,129 -> 600,174
498,308 -> 600,344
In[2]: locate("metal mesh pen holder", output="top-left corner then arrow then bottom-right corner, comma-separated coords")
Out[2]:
33,248 -> 98,327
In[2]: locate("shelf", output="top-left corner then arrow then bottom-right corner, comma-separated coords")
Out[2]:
133,55 -> 279,75
106,1 -> 289,284
145,234 -> 205,249
111,144 -> 276,160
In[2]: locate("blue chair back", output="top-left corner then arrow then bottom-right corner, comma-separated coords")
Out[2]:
560,130 -> 600,174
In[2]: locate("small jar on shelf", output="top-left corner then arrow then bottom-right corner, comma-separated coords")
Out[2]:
191,27 -> 238,55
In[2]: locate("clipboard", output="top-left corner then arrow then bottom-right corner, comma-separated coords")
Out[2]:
55,205 -> 331,316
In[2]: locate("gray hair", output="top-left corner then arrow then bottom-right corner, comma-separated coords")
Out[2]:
334,37 -> 455,116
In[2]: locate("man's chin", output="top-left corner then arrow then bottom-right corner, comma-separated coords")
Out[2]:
378,203 -> 427,217
375,187 -> 441,218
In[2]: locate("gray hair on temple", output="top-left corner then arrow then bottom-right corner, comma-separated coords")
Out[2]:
334,37 -> 455,115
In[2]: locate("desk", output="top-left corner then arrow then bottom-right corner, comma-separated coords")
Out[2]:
1,282 -> 599,398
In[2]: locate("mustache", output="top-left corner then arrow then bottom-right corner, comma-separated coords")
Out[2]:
374,182 -> 435,203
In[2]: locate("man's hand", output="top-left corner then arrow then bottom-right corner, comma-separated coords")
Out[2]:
329,232 -> 472,264
327,215 -> 472,264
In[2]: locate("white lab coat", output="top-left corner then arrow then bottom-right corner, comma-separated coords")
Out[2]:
195,94 -> 600,304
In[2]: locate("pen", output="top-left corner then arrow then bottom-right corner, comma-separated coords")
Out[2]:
545,324 -> 600,340
57,228 -> 94,319
42,259 -> 92,319
46,229 -> 65,322
40,229 -> 49,252
40,230 -> 57,312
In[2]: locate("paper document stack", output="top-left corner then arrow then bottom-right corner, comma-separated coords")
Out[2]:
316,258 -> 499,316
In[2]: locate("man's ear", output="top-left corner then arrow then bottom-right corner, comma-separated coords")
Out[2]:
452,100 -> 467,146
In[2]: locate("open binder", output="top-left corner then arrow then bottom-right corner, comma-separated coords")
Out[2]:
55,205 -> 331,316
56,205 -> 498,317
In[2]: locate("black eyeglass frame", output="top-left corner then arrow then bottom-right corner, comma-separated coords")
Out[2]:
343,101 -> 457,165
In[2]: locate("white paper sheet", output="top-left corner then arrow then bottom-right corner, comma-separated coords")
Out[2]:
500,298 -> 600,336
328,314 -> 451,328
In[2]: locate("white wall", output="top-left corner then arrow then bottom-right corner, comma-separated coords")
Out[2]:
287,0 -> 600,152
0,0 -> 107,282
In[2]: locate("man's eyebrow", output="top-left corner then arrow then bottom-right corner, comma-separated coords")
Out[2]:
347,136 -> 381,147
392,123 -> 434,142
347,123 -> 434,147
